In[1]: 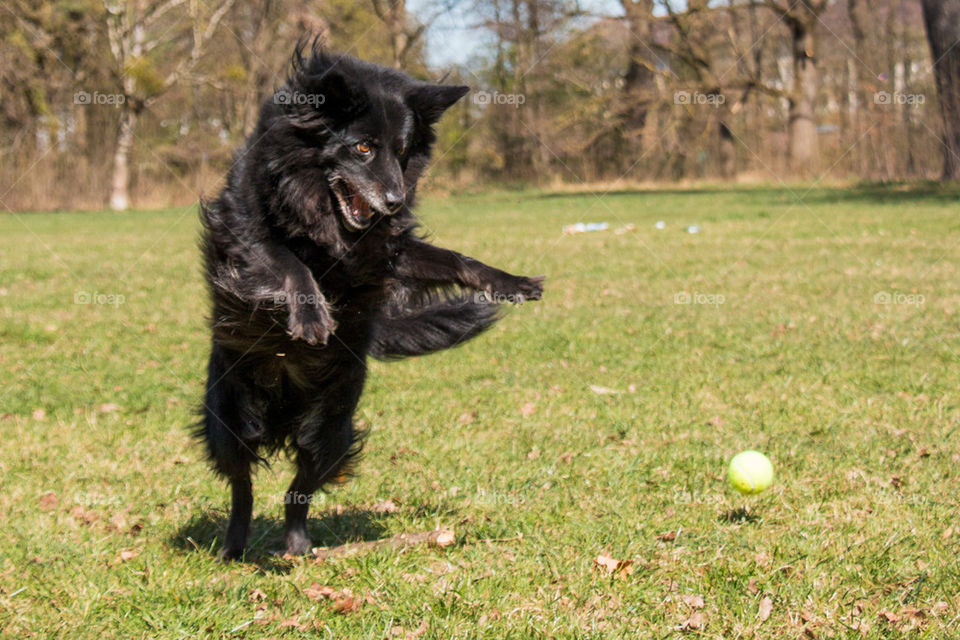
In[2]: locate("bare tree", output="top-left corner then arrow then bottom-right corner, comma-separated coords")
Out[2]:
751,0 -> 827,174
369,0 -> 423,69
620,0 -> 657,149
104,0 -> 236,211
920,0 -> 960,180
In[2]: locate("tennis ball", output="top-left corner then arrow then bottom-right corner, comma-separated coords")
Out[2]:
728,450 -> 773,495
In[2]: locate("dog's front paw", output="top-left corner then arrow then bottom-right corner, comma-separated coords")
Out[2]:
515,274 -> 545,301
287,301 -> 337,346
490,274 -> 544,303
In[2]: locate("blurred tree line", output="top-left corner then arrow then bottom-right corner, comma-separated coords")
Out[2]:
0,0 -> 956,211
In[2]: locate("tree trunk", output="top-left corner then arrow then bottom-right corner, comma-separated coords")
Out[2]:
110,105 -> 137,211
620,0 -> 656,162
788,18 -> 818,174
389,4 -> 408,69
920,0 -> 960,180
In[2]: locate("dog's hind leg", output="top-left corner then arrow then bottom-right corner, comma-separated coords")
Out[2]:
283,456 -> 324,556
222,470 -> 253,561
201,345 -> 264,561
284,379 -> 365,555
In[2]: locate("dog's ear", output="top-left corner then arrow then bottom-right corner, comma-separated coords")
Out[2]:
407,84 -> 470,124
318,69 -> 366,114
282,52 -> 366,123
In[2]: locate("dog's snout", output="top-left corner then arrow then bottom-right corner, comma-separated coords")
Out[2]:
384,190 -> 404,211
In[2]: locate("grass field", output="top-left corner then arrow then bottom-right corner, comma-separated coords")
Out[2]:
1,184 -> 959,638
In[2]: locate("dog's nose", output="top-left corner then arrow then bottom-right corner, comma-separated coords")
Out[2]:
384,190 -> 404,211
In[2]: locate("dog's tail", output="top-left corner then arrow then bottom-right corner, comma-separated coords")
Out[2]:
369,295 -> 502,360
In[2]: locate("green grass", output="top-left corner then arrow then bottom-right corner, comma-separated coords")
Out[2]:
1,184 -> 959,638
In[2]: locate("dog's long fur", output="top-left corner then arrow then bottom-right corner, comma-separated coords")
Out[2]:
197,45 -> 543,559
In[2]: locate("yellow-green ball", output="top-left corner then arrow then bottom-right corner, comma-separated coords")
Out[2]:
728,450 -> 774,495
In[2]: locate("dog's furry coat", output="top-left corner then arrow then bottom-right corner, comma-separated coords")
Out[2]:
197,46 -> 543,559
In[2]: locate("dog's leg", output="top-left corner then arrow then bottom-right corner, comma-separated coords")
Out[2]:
221,471 -> 253,561
202,345 -> 262,561
394,238 -> 544,301
226,242 -> 336,345
283,465 -> 322,556
284,371 -> 366,555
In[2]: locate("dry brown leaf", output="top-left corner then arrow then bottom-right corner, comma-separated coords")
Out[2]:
942,527 -> 953,540
595,554 -> 620,573
681,594 -> 705,609
746,577 -> 759,595
457,411 -> 476,425
98,403 -> 121,413
681,611 -> 703,631
303,583 -> 363,614
69,506 -> 98,525
593,554 -> 633,578
371,499 -> 399,514
248,588 -> 267,602
900,607 -> 926,629
526,448 -> 541,460
404,620 -> 428,639
559,452 -> 573,464
932,601 -> 948,616
279,617 -> 309,631
520,402 -> 537,417
118,548 -> 140,562
658,531 -> 678,542
758,596 -> 773,622
878,610 -> 901,623
39,492 -> 58,511
304,583 -> 336,601
32,408 -> 46,421
332,595 -> 361,613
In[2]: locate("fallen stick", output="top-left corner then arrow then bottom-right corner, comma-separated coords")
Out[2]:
307,528 -> 456,561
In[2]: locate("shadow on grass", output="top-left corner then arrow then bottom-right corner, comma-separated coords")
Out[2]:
720,507 -> 762,524
169,506 -> 392,572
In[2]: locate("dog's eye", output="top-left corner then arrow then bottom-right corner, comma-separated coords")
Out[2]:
397,145 -> 406,156
355,142 -> 372,155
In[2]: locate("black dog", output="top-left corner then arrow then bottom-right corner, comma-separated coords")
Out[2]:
197,45 -> 544,560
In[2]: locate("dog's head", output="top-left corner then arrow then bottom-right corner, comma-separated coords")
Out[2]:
263,46 -> 468,232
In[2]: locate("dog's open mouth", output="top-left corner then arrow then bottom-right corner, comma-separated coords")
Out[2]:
330,180 -> 374,231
